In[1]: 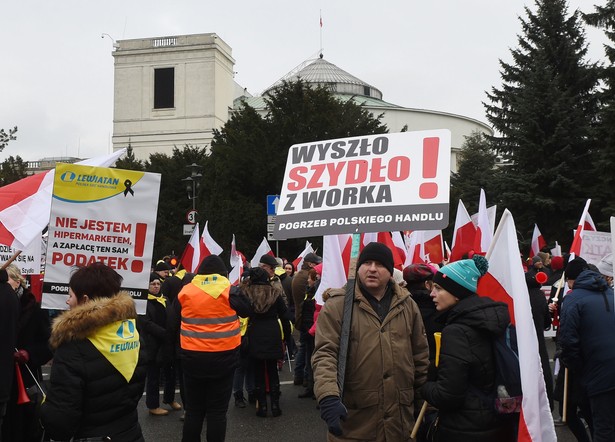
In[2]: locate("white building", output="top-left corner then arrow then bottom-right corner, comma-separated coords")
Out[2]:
112,33 -> 492,172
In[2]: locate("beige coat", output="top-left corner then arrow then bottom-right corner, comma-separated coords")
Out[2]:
313,281 -> 429,441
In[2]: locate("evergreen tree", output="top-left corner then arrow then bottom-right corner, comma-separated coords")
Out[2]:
584,2 -> 615,225
145,145 -> 208,260
0,155 -> 28,186
484,0 -> 599,248
205,79 -> 388,259
0,126 -> 17,151
114,143 -> 144,171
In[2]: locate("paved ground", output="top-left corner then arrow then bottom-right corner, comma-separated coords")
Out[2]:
42,338 -> 589,441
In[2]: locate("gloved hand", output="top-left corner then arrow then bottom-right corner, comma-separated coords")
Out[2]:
319,395 -> 348,436
14,349 -> 30,364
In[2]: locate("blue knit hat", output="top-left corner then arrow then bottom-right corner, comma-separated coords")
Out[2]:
433,255 -> 489,299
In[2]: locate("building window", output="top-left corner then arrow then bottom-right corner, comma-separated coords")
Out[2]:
154,68 -> 174,109
363,86 -> 371,97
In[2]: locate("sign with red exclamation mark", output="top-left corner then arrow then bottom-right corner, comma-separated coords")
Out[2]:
131,223 -> 147,273
420,137 -> 439,199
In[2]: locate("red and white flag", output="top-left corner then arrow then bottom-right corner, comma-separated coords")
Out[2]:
477,210 -> 556,442
570,199 -> 592,256
404,231 -> 423,266
250,237 -> 274,267
529,224 -> 547,258
473,189 -> 493,254
180,223 -> 201,273
0,149 -> 127,250
293,241 -> 315,270
584,211 -> 596,231
450,199 -> 477,262
229,234 -> 244,286
315,233 -> 352,304
200,221 -> 223,258
421,230 -> 444,264
391,231 -> 408,267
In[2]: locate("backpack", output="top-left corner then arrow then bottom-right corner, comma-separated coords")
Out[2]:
492,324 -> 522,414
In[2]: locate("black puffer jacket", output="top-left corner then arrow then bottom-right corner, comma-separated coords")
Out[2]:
421,295 -> 513,442
560,269 -> 615,397
40,293 -> 147,441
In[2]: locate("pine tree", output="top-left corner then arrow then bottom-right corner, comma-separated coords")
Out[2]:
205,79 -> 388,259
484,0 -> 599,247
584,2 -> 615,225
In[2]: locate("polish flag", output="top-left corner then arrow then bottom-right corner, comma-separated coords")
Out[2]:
529,224 -> 547,258
584,212 -> 596,231
180,223 -> 201,273
229,234 -> 244,285
391,231 -> 408,266
570,199 -> 592,256
378,232 -> 404,270
293,241 -> 315,270
477,210 -> 557,442
250,237 -> 274,267
200,221 -> 223,258
0,149 -> 127,250
450,199 -> 477,262
315,233 -> 352,304
404,231 -> 423,265
473,189 -> 493,254
422,231 -> 444,264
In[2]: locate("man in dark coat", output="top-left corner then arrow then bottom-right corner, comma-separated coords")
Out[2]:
0,269 -> 19,440
560,257 -> 615,442
291,252 -> 321,385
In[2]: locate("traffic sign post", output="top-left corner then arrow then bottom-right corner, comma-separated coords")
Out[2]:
186,209 -> 198,224
267,195 -> 283,242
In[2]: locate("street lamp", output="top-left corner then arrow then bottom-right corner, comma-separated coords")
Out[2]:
182,163 -> 203,213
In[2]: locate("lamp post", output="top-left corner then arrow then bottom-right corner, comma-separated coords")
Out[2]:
182,163 -> 203,213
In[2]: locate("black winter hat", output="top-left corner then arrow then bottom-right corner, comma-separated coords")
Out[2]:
259,254 -> 279,268
149,272 -> 161,283
154,261 -> 172,272
357,242 -> 394,275
197,255 -> 228,276
565,257 -> 589,280
304,252 -> 322,264
249,267 -> 270,285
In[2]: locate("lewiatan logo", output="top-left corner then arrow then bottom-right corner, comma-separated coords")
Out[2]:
60,171 -> 77,182
116,320 -> 136,340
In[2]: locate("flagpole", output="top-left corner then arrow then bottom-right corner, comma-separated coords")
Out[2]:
319,10 -> 323,54
1,250 -> 22,270
337,232 -> 360,399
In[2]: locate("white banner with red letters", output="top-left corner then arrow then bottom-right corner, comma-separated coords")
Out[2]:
42,163 -> 161,313
273,130 -> 451,239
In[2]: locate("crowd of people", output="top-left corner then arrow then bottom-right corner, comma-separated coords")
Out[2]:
0,243 -> 613,441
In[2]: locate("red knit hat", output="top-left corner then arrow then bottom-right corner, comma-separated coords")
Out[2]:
550,256 -> 564,271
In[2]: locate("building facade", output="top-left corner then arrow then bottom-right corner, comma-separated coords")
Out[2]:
111,33 -> 493,172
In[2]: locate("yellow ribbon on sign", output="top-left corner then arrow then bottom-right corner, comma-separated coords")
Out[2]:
88,319 -> 140,382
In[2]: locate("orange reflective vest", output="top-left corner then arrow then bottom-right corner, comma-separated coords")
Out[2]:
178,274 -> 241,352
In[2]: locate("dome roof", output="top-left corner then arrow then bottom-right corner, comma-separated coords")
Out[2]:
263,56 -> 383,100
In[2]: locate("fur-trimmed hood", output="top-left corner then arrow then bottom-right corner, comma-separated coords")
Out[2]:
49,291 -> 137,349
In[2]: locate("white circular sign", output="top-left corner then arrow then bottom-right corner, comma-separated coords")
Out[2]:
186,209 -> 198,224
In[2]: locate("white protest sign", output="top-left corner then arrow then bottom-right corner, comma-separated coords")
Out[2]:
42,163 -> 161,314
0,240 -> 42,275
273,130 -> 451,239
580,230 -> 612,266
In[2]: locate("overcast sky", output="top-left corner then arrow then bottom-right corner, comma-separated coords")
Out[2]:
1,0 -> 608,163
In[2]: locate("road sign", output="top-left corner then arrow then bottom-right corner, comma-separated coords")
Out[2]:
267,195 -> 280,216
183,224 -> 196,236
267,223 -> 275,232
186,209 -> 198,224
267,232 -> 275,241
